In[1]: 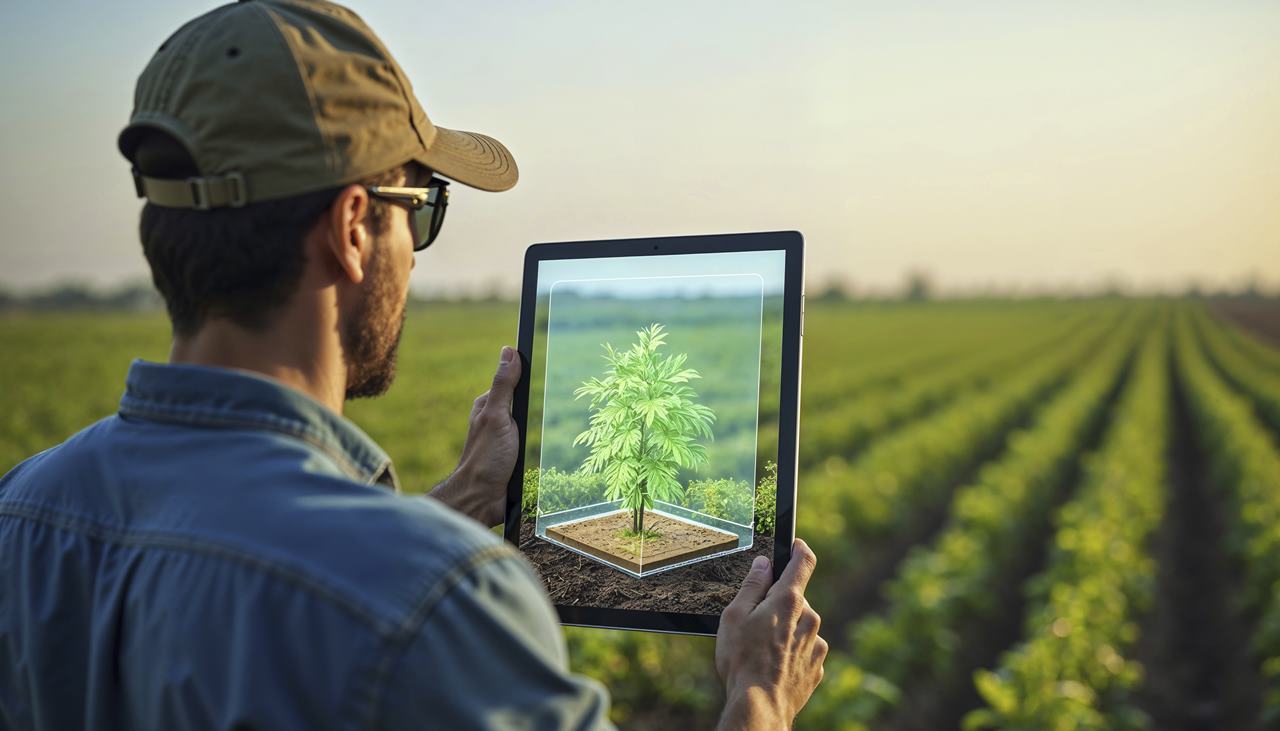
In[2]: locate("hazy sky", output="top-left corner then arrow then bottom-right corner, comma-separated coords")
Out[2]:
1,1 -> 1276,296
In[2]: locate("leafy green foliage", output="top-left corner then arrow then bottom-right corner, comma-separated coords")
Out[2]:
522,467 -> 538,517
681,459 -> 777,535
799,311 -> 1125,613
1175,306 -> 1280,720
572,323 -> 716,533
801,312 -> 1092,469
801,312 -> 1139,729
754,460 -> 777,536
522,466 -> 608,518
684,476 -> 752,525
964,320 -> 1169,730
1191,305 -> 1280,435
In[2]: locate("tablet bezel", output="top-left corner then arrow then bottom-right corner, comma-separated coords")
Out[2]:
503,230 -> 804,636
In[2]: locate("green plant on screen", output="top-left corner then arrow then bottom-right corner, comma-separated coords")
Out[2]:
572,323 -> 716,536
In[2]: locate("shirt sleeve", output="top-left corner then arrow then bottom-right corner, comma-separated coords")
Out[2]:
375,549 -> 617,731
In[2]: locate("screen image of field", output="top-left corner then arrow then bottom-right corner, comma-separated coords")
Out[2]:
518,250 -> 785,616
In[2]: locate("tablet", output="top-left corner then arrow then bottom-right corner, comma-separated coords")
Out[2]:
504,231 -> 804,635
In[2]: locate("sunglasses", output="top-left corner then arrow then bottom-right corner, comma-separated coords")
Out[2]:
365,177 -> 450,251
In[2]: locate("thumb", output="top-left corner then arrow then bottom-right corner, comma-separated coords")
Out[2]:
487,346 -> 521,413
725,555 -> 772,617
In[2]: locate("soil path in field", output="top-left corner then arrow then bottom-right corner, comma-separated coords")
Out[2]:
1212,299 -> 1280,349
1132,353 -> 1264,730
875,353 -> 1134,731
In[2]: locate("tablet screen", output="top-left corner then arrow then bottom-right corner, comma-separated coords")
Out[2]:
517,248 -> 787,618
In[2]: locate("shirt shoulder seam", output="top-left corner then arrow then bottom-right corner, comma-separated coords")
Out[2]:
117,403 -> 387,487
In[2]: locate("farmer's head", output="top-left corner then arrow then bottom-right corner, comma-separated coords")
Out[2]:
118,0 -> 517,399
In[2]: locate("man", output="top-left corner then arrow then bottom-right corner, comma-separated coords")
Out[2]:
0,1 -> 827,729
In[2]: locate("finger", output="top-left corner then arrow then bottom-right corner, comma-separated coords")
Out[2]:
723,555 -> 772,620
812,635 -> 829,663
768,538 -> 817,599
483,346 -> 521,416
794,599 -> 820,639
472,391 -> 490,419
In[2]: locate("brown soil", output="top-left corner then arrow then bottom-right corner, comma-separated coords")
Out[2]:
1211,299 -> 1280,348
1133,354 -> 1265,730
520,518 -> 773,615
545,510 -> 740,574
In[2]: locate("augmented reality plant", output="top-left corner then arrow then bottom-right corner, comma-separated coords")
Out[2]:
573,323 -> 716,536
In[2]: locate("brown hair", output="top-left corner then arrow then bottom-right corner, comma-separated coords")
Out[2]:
133,131 -> 403,335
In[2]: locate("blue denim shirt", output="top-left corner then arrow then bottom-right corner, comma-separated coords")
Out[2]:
0,360 -> 613,730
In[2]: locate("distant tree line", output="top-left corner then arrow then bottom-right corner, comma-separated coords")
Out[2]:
0,282 -> 163,312
1,276 -> 1274,313
0,281 -> 514,312
810,272 -> 1278,303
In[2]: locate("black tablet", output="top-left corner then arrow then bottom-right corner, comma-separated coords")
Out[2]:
504,231 -> 804,635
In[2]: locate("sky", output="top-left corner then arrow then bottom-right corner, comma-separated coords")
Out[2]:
0,1 -> 1276,297
537,251 -> 786,296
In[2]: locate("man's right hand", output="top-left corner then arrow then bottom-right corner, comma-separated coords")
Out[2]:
714,539 -> 827,730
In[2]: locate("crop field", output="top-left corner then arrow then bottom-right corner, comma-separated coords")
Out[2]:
3,298 -> 1280,729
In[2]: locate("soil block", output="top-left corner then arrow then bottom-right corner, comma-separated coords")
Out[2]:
544,510 -> 740,574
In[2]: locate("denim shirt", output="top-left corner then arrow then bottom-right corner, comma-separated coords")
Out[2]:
0,360 -> 613,730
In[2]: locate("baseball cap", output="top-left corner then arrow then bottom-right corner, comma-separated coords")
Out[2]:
119,0 -> 518,210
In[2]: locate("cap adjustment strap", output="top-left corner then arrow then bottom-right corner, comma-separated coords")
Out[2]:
131,168 -> 248,210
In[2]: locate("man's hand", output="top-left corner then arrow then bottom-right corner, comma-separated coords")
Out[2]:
715,539 -> 827,731
428,346 -> 522,527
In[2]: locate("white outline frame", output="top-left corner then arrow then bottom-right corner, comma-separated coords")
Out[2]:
536,271 -> 766,576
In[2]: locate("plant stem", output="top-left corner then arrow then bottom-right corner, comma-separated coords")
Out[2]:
634,424 -> 649,537
633,478 -> 648,535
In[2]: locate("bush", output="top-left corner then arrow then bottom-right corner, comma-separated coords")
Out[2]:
685,476 -> 752,525
683,460 -> 778,535
521,467 -> 540,517
755,460 -> 778,536
521,466 -> 609,518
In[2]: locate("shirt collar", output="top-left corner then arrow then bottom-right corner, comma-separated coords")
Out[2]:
118,359 -> 400,492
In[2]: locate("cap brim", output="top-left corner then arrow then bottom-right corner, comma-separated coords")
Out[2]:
416,127 -> 518,192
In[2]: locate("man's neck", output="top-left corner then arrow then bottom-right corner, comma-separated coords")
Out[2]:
169,313 -> 347,415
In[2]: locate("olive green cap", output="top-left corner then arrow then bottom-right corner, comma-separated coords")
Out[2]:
119,0 -> 518,210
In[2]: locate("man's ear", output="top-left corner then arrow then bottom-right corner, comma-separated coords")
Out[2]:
324,184 -> 372,285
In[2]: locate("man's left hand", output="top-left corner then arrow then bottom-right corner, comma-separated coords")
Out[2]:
429,345 -> 522,527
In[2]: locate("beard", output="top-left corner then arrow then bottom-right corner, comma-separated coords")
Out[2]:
342,242 -> 407,400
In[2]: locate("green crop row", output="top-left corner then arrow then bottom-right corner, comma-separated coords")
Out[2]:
1212,309 -> 1280,374
798,310 -> 1124,577
798,301 -> 1105,410
964,319 -> 1169,730
1190,306 -> 1280,435
800,310 -> 1093,468
1175,306 -> 1280,723
799,312 -> 1139,731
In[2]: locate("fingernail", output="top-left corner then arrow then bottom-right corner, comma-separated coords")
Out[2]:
751,556 -> 769,572
500,346 -> 513,364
